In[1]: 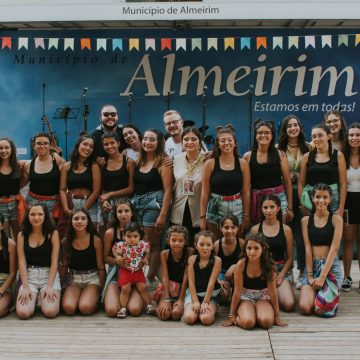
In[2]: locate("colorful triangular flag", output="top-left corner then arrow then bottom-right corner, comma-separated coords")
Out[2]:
145,38 -> 155,51
64,38 -> 74,51
240,37 -> 250,50
2,37 -> 11,49
321,35 -> 332,48
338,34 -> 348,47
35,38 -> 45,50
176,38 -> 186,51
273,37 -> 283,49
129,38 -> 139,51
96,38 -> 107,51
224,37 -> 235,50
305,36 -> 315,49
112,39 -> 123,51
161,38 -> 171,51
48,38 -> 59,50
81,38 -> 91,50
256,37 -> 267,50
288,36 -> 299,49
207,38 -> 217,50
191,38 -> 202,51
18,37 -> 28,50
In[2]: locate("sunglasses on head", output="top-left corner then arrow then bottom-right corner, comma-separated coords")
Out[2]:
103,112 -> 117,118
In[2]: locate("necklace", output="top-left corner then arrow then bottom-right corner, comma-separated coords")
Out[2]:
288,143 -> 299,148
185,152 -> 204,176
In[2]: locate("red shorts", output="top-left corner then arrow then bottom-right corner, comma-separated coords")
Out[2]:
118,267 -> 146,287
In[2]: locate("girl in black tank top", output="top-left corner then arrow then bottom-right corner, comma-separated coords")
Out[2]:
183,230 -> 221,326
251,194 -> 296,312
100,133 -> 136,231
156,225 -> 195,321
223,232 -> 287,329
60,208 -> 105,316
214,215 -> 244,303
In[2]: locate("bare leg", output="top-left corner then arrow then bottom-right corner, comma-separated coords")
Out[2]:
256,300 -> 274,329
236,301 -> 256,329
144,226 -> 161,281
62,285 -> 82,315
183,303 -> 199,325
41,289 -> 61,318
206,222 -> 221,240
298,284 -> 316,315
199,303 -> 217,326
16,290 -> 38,320
127,287 -> 145,316
104,283 -> 120,317
135,282 -> 151,305
277,280 -> 296,312
78,285 -> 101,315
9,220 -> 20,241
343,224 -> 355,278
119,283 -> 132,308
0,292 -> 13,317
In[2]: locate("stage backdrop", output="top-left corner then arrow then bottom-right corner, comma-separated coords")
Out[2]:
0,28 -> 359,159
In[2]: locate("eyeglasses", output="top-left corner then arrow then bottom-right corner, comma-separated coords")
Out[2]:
164,119 -> 181,127
35,142 -> 50,146
102,112 -> 117,118
256,131 -> 272,136
325,119 -> 340,125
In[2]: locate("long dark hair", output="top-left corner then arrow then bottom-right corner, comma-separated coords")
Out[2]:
64,208 -> 99,261
213,123 -> 240,159
308,124 -> 333,166
277,115 -> 309,155
260,194 -> 283,221
243,232 -> 275,281
251,120 -> 280,165
0,137 -> 21,178
311,183 -> 333,213
138,128 -> 165,169
323,110 -> 347,143
343,122 -> 360,169
122,123 -> 143,149
69,132 -> 95,171
182,126 -> 206,152
166,225 -> 190,267
21,203 -> 56,238
194,229 -> 216,267
0,213 -> 9,261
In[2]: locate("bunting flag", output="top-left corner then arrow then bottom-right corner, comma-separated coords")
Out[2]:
161,38 -> 171,51
305,36 -> 315,48
338,34 -> 348,47
129,38 -> 139,51
64,38 -> 74,51
48,38 -> 59,50
207,38 -> 217,50
18,37 -> 28,50
273,37 -> 283,49
191,38 -> 201,51
81,38 -> 91,50
2,37 -> 11,49
224,37 -> 235,50
240,37 -> 250,50
355,34 -> 360,46
288,36 -> 299,49
145,38 -> 155,51
321,35 -> 332,48
34,38 -> 45,50
176,38 -> 186,51
256,37 -> 267,50
96,38 -> 107,51
112,39 -> 123,51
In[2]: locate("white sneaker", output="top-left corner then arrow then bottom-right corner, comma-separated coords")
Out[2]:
295,272 -> 305,290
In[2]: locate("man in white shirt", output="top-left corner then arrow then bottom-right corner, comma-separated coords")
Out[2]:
163,109 -> 184,159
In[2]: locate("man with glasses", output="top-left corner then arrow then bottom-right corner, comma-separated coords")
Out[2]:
163,110 -> 184,159
90,104 -> 125,166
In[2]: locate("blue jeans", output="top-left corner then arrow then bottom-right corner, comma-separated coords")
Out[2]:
132,190 -> 164,227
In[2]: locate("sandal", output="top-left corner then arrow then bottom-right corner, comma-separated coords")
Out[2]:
117,308 -> 127,318
146,304 -> 156,315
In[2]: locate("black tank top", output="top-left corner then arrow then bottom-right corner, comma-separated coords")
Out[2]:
69,233 -> 98,271
29,157 -> 60,196
218,238 -> 241,270
210,157 -> 243,196
243,260 -> 267,290
0,170 -> 20,196
24,232 -> 52,267
0,246 -> 9,274
194,256 -> 220,293
134,166 -> 163,195
167,250 -> 186,284
306,150 -> 338,185
249,151 -> 282,189
67,165 -> 93,191
259,221 -> 286,262
102,157 -> 129,192
308,214 -> 334,247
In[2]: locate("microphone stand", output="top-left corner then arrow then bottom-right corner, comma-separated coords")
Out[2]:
128,92 -> 133,124
83,88 -> 89,132
42,83 -> 46,132
201,86 -> 207,140
166,92 -> 171,110
248,85 -> 254,149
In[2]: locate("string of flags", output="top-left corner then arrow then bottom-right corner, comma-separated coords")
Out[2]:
1,34 -> 360,51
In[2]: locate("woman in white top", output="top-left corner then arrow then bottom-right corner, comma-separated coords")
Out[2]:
341,123 -> 360,292
171,127 -> 205,245
122,124 -> 142,162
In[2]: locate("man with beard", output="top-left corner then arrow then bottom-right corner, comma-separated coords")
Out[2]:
90,104 -> 125,166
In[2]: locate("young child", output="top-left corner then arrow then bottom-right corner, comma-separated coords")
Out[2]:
183,230 -> 221,326
154,225 -> 195,321
112,221 -> 155,318
222,232 -> 287,329
214,215 -> 244,303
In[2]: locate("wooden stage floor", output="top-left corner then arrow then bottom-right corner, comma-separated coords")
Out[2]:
1,262 -> 359,360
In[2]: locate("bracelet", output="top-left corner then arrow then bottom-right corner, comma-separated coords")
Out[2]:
98,268 -> 106,271
288,208 -> 293,211
200,215 -> 206,219
274,314 -> 280,317
228,313 -> 236,317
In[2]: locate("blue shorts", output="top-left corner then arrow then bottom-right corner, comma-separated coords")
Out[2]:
206,192 -> 243,226
275,262 -> 294,284
276,191 -> 288,215
302,257 -> 343,289
0,199 -> 18,221
329,188 -> 339,213
132,190 -> 164,227
184,288 -> 220,306
26,193 -> 56,215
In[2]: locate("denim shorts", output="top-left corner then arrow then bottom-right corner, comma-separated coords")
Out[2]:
26,194 -> 56,215
69,269 -> 101,289
329,188 -> 339,213
276,191 -> 288,215
132,190 -> 164,227
72,198 -> 98,224
240,288 -> 270,304
206,193 -> 243,226
0,199 -> 18,221
0,273 -> 13,293
19,266 -> 61,293
302,257 -> 343,289
275,262 -> 294,284
184,288 -> 220,306
101,196 -> 122,225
